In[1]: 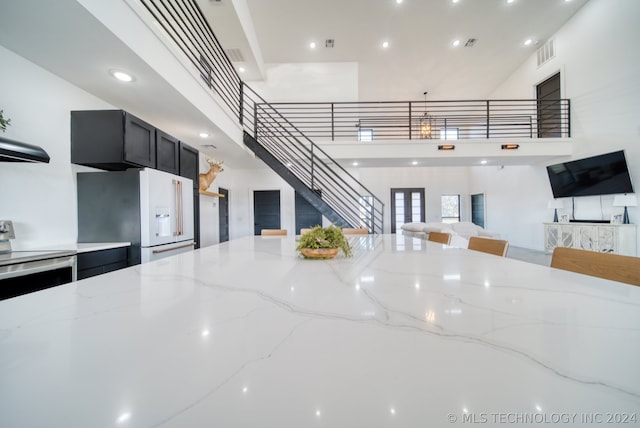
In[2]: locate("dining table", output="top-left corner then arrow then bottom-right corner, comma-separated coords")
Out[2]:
1,234 -> 639,427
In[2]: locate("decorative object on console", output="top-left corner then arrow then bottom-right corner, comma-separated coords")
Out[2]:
198,158 -> 224,193
547,199 -> 564,222
613,193 -> 637,224
0,109 -> 11,132
0,220 -> 16,253
297,225 -> 352,259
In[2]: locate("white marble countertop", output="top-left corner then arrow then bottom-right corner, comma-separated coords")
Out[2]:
10,241 -> 131,253
1,235 -> 639,427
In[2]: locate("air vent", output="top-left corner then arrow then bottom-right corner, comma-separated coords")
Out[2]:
325,39 -> 335,48
537,38 -> 555,67
225,48 -> 245,62
210,0 -> 223,3
464,38 -> 477,47
201,144 -> 218,149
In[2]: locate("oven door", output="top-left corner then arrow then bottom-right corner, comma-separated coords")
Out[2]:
0,255 -> 77,300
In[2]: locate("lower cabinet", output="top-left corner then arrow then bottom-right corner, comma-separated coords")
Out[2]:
77,247 -> 129,280
544,223 -> 637,256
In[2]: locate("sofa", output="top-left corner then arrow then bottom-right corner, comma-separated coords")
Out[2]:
400,221 -> 500,248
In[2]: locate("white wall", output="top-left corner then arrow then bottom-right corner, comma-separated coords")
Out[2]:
247,62 -> 359,101
471,0 -> 640,250
199,158 -> 298,246
0,45 -> 113,249
357,166 -> 472,232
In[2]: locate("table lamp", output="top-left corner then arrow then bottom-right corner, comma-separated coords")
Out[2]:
547,199 -> 564,222
613,194 -> 637,224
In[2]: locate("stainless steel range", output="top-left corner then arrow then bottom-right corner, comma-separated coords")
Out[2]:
0,220 -> 76,300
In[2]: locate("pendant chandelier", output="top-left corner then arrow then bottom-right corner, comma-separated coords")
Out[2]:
419,91 -> 433,139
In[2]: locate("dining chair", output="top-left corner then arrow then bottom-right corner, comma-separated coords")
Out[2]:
261,229 -> 288,236
342,228 -> 368,235
550,247 -> 640,286
427,231 -> 452,245
467,236 -> 509,257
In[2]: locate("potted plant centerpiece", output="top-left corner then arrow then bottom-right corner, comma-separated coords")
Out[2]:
296,225 -> 352,259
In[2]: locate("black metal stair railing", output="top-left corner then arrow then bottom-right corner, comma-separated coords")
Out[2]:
139,0 -> 385,233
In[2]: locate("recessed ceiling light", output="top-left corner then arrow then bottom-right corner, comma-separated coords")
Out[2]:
524,39 -> 533,46
452,0 -> 460,3
507,0 -> 515,3
481,160 -> 488,164
352,161 -> 359,166
382,41 -> 389,48
109,69 -> 134,82
238,67 -> 245,73
199,132 -> 209,138
309,41 -> 317,49
411,161 -> 418,165
396,0 -> 403,3
452,40 -> 461,47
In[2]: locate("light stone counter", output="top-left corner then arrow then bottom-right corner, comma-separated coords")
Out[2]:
1,235 -> 639,427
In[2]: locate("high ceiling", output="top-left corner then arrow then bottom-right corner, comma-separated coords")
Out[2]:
201,0 -> 589,100
0,0 -> 588,168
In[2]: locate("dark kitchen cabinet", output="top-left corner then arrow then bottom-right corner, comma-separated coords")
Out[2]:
179,142 -> 201,248
77,247 -> 129,280
156,129 -> 180,175
71,110 -> 156,170
179,142 -> 199,188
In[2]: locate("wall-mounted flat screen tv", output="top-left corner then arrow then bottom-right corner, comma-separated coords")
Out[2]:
546,150 -> 634,198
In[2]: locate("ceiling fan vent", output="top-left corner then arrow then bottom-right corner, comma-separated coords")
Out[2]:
537,38 -> 555,67
464,38 -> 477,47
225,48 -> 245,62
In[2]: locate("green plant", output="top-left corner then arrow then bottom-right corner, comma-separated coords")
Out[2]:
296,225 -> 352,257
0,110 -> 10,132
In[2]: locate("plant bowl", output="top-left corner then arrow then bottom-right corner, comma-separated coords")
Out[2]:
299,247 -> 340,259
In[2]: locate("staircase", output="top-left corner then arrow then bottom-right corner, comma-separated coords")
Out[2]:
241,85 -> 384,233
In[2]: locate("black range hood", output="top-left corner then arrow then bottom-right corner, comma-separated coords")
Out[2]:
0,136 -> 50,163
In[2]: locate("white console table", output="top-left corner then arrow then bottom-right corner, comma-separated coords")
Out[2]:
544,222 -> 637,256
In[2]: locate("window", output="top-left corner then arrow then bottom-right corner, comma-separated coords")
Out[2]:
441,195 -> 460,224
358,128 -> 373,142
440,127 -> 459,140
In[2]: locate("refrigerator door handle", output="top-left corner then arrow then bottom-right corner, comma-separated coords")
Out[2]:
152,242 -> 196,254
178,180 -> 183,236
173,179 -> 179,236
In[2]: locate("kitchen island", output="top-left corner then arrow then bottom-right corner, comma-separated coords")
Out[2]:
1,235 -> 639,427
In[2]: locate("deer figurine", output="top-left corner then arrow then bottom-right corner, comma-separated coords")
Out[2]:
199,158 -> 224,192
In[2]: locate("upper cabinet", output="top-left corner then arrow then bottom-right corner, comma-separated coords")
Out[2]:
155,129 -> 180,175
71,110 -> 156,170
179,142 -> 199,189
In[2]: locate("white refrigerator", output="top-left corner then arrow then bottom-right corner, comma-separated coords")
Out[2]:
139,168 -> 194,262
77,168 -> 195,265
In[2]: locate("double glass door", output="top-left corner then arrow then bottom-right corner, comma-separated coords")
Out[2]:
391,188 -> 425,233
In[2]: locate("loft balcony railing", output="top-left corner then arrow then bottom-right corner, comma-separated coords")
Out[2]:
256,99 -> 571,141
